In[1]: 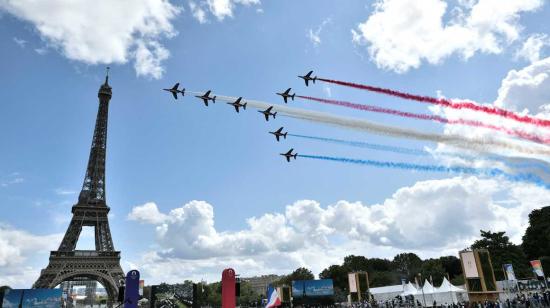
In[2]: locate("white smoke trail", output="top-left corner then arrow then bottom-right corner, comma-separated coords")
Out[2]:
186,91 -> 550,157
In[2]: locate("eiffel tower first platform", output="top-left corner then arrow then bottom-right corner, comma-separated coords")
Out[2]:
34,72 -> 125,304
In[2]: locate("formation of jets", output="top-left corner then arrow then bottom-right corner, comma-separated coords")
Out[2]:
162,71 -> 322,162
277,88 -> 295,103
163,83 -> 185,100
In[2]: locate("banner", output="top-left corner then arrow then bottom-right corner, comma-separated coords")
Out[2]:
124,270 -> 140,308
348,273 -> 357,293
530,260 -> 545,278
504,264 -> 517,281
461,251 -> 479,278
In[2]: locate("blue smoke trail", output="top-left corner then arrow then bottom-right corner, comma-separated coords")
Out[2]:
298,154 -> 550,189
288,133 -> 550,175
288,133 -> 427,156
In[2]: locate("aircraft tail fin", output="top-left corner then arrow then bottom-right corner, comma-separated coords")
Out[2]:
213,96 -> 216,103
283,132 -> 287,139
243,103 -> 247,110
181,88 -> 186,96
291,94 -> 295,101
273,112 -> 277,119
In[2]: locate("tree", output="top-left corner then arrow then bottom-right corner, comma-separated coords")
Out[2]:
438,256 -> 462,280
522,206 -> 550,260
392,253 -> 422,281
277,267 -> 315,286
319,264 -> 348,292
342,255 -> 370,272
471,230 -> 530,280
420,259 -> 446,286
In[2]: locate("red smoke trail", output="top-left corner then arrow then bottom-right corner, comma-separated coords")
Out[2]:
318,78 -> 550,128
297,95 -> 550,145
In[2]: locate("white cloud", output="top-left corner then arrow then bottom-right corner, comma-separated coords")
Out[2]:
496,56 -> 550,113
1,174 -> 24,188
54,188 -> 76,195
189,1 -> 208,24
128,177 -> 549,283
0,0 -> 181,79
194,0 -> 260,21
352,0 -> 543,73
307,18 -> 332,47
34,47 -> 48,55
0,224 -> 62,287
13,37 -> 26,48
516,34 -> 550,63
127,202 -> 170,224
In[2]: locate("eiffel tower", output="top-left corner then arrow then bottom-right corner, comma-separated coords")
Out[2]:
34,70 -> 125,305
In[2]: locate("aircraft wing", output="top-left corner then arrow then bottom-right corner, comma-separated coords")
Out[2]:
172,83 -> 180,90
172,92 -> 178,100
286,156 -> 290,162
264,113 -> 269,121
276,127 -> 283,133
202,99 -> 208,106
205,90 -> 211,97
234,105 -> 239,113
266,106 -> 273,112
275,135 -> 280,141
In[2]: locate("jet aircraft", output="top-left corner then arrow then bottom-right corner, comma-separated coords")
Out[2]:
195,90 -> 216,106
163,83 -> 185,100
258,106 -> 277,121
298,71 -> 317,86
280,148 -> 298,162
227,97 -> 247,113
269,127 -> 287,141
276,88 -> 295,103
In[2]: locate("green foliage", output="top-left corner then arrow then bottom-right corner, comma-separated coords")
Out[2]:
420,259 -> 446,285
522,206 -> 550,260
471,230 -> 530,280
276,267 -> 315,286
392,253 -> 422,281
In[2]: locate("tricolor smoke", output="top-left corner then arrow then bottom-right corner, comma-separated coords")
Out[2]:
318,78 -> 550,128
186,91 -> 550,156
299,154 -> 550,189
288,133 -> 550,175
297,95 -> 550,145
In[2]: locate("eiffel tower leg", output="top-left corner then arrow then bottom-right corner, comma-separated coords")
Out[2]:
58,217 -> 83,251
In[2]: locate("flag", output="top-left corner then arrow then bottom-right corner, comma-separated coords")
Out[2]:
266,286 -> 281,308
503,264 -> 516,281
530,260 -> 545,278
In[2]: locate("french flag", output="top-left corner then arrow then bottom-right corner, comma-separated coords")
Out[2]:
266,286 -> 281,308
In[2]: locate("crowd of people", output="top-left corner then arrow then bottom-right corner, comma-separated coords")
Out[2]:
344,290 -> 550,308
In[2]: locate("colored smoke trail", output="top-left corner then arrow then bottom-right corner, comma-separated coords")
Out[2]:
288,133 -> 427,156
318,78 -> 550,128
298,154 -> 550,189
297,95 -> 550,145
289,133 -> 550,174
185,91 -> 550,156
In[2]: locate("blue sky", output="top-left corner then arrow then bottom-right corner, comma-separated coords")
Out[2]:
1,0 -> 550,287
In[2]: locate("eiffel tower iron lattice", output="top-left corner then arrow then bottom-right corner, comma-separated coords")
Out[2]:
34,71 -> 125,305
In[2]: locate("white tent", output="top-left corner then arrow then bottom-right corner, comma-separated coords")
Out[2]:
433,278 -> 467,304
402,282 -> 418,296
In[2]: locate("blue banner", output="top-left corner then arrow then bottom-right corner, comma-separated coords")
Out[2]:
2,289 -> 62,308
292,280 -> 334,298
124,270 -> 140,308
